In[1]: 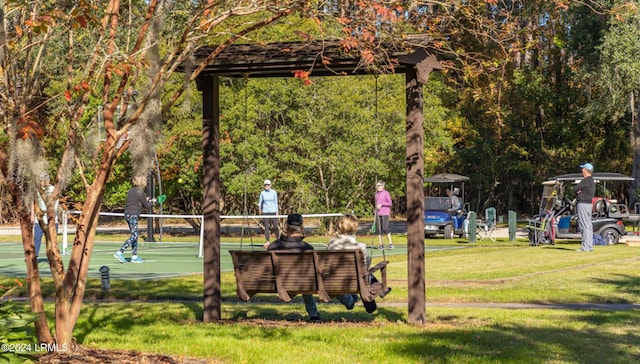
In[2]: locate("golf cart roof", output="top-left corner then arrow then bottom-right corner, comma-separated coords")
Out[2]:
544,172 -> 633,184
424,173 -> 470,183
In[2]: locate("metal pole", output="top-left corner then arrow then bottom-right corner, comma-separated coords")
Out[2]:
146,171 -> 155,242
508,210 -> 517,241
154,149 -> 163,241
468,211 -> 477,243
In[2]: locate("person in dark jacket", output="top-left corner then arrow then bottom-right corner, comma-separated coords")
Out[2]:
575,163 -> 596,252
267,213 -> 322,322
114,175 -> 155,263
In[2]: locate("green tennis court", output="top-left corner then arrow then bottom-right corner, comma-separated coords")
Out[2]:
0,240 -> 212,281
0,239 -> 419,281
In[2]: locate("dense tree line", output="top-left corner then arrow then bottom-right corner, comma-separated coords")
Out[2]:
2,1 -> 639,224
149,1 -> 640,222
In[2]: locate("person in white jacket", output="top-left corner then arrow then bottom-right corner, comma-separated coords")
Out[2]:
327,214 -> 379,313
34,173 -> 59,258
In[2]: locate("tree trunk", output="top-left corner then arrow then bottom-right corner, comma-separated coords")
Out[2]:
630,90 -> 640,209
5,178 -> 55,344
58,159 -> 113,347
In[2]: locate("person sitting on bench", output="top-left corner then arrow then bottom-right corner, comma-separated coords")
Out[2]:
328,214 -> 388,313
267,213 -> 322,323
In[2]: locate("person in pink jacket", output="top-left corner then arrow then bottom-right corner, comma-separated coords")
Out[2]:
374,181 -> 394,250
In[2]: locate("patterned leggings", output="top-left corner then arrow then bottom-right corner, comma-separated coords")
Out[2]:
120,214 -> 139,255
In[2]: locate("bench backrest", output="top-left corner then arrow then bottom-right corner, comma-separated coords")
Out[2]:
229,250 -> 369,302
315,250 -> 362,294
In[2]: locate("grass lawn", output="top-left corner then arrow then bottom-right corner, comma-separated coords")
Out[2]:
2,232 -> 640,363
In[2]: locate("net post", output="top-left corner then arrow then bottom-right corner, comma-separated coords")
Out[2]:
198,215 -> 205,257
62,211 -> 68,255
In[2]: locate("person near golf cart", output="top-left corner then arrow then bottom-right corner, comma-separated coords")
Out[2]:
374,181 -> 394,250
114,175 -> 155,263
446,187 -> 464,215
575,163 -> 596,252
423,174 -> 470,239
527,171 -> 631,246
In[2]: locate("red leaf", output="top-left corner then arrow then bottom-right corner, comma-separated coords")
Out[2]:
76,15 -> 87,28
16,117 -> 44,140
361,50 -> 375,64
338,16 -> 351,25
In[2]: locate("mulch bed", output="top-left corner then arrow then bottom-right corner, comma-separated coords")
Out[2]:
37,345 -> 215,364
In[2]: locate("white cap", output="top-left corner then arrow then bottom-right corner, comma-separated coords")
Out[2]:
264,180 -> 271,185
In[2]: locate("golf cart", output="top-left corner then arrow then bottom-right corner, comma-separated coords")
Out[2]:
423,173 -> 469,239
527,172 -> 633,246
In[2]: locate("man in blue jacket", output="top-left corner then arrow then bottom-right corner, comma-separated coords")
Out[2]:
259,179 -> 279,247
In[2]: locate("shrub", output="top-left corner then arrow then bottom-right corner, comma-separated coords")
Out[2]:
0,280 -> 37,363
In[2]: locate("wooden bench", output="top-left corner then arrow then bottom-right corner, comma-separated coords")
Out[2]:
229,250 -> 390,303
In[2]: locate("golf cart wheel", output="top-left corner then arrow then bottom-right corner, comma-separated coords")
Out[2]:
443,225 -> 454,239
599,228 -> 620,245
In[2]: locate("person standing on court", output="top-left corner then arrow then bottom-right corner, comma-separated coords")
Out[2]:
575,163 -> 595,252
114,175 -> 155,263
259,179 -> 279,248
34,172 -> 59,258
374,181 -> 394,250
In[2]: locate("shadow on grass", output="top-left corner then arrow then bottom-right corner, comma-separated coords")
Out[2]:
589,273 -> 640,301
541,245 -> 580,251
72,296 -> 404,342
71,301 -> 640,363
392,311 -> 640,363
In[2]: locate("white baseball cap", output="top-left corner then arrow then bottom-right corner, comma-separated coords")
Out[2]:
264,180 -> 271,185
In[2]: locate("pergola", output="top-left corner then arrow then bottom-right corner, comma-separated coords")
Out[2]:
192,40 -> 441,325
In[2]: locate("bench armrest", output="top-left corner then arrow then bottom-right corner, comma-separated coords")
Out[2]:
368,260 -> 389,275
362,260 -> 390,302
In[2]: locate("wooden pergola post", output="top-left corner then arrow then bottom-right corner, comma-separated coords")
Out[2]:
405,66 -> 426,325
401,50 -> 442,325
200,75 -> 222,322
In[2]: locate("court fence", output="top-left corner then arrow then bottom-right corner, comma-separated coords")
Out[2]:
62,212 -> 344,257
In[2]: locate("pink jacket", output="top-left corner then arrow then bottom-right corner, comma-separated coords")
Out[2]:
375,189 -> 392,216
